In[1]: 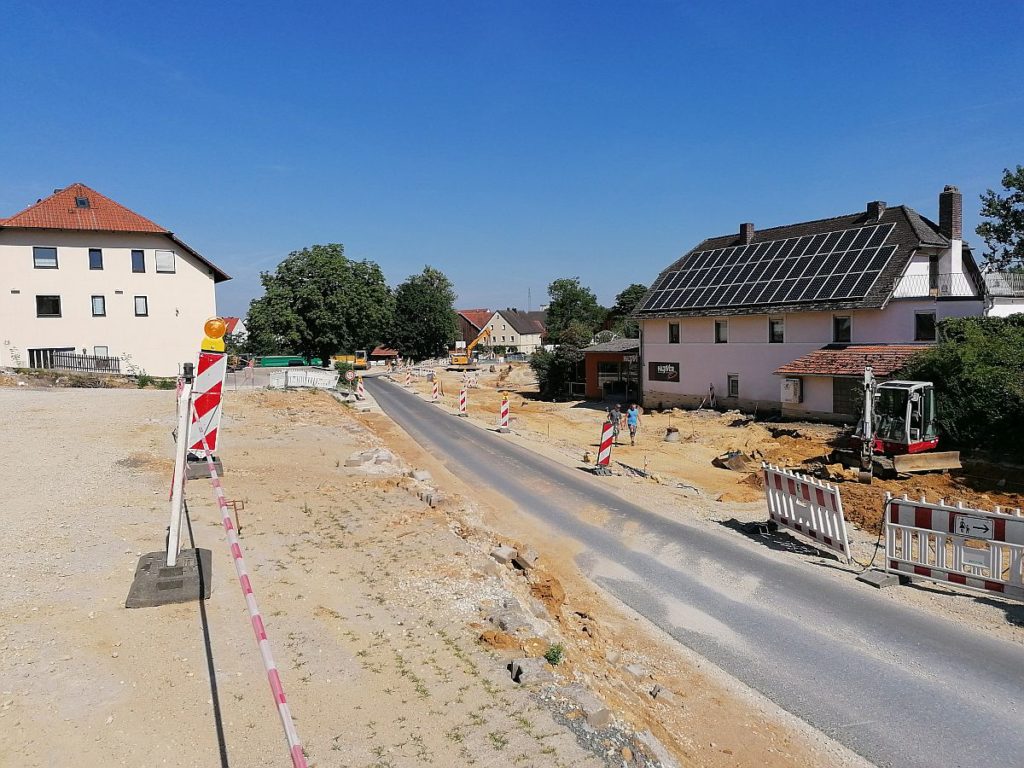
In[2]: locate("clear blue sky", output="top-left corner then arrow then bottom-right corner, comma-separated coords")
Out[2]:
3,1 -> 1022,318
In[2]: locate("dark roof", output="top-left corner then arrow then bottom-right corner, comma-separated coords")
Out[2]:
774,344 -> 929,377
584,339 -> 640,354
498,309 -> 547,335
0,183 -> 231,282
635,203 -> 975,318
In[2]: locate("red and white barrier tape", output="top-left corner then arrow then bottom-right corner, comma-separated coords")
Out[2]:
189,401 -> 308,768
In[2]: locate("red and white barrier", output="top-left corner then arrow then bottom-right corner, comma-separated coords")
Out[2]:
190,404 -> 309,768
885,495 -> 1024,601
498,395 -> 510,432
431,380 -> 439,403
597,421 -> 613,467
356,375 -> 365,400
458,387 -> 468,417
405,371 -> 412,388
188,350 -> 227,457
762,463 -> 851,562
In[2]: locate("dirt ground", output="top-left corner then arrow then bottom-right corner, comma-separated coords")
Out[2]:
0,386 -> 870,768
418,363 -> 1024,534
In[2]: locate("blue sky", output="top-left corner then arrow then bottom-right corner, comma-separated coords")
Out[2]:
2,1 -> 1022,318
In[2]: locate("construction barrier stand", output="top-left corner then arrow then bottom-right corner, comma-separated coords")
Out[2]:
458,387 -> 468,417
188,350 -> 227,457
762,463 -> 852,563
597,421 -> 613,467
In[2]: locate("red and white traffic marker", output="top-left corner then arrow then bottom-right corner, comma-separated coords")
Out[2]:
458,386 -> 468,417
431,379 -> 439,403
188,349 -> 227,458
356,375 -> 365,400
498,394 -> 510,433
595,421 -> 613,475
405,370 -> 412,388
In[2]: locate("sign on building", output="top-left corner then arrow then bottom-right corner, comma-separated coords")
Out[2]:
648,361 -> 679,382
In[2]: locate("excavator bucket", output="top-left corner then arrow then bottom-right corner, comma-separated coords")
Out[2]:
892,451 -> 962,474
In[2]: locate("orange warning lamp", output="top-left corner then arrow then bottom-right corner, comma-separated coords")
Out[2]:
201,316 -> 227,352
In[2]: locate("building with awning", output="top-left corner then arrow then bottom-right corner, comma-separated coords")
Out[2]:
582,338 -> 640,401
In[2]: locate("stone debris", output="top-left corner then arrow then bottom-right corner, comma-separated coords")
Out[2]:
512,547 -> 539,571
508,657 -> 554,686
624,663 -> 649,681
411,468 -> 432,483
561,684 -> 615,729
649,684 -> 678,706
343,448 -> 398,473
637,730 -> 680,768
490,545 -> 518,564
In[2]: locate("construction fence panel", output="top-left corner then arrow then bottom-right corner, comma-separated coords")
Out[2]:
762,463 -> 852,562
885,496 -> 1024,602
268,369 -> 340,390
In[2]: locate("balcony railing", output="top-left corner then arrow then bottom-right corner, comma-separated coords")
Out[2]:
984,272 -> 1024,297
891,273 -> 979,299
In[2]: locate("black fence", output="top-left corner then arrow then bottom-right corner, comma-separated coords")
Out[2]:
50,351 -> 122,374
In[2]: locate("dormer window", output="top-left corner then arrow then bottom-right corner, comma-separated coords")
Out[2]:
75,196 -> 90,209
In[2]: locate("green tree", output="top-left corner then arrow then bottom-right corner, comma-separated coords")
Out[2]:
545,277 -> 605,344
977,165 -> 1024,270
900,315 -> 1024,457
244,244 -> 393,364
390,266 -> 458,360
529,320 -> 590,398
608,282 -> 647,338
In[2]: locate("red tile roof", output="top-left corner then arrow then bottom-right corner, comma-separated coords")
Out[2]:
0,183 -> 166,232
458,309 -> 492,330
775,344 -> 930,377
371,346 -> 399,357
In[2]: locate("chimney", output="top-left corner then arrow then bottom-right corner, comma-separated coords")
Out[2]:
866,200 -> 886,221
739,222 -> 755,244
939,185 -> 962,240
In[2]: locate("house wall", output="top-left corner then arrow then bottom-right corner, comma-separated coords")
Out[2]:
485,311 -> 543,354
457,314 -> 483,343
641,298 -> 984,416
0,230 -> 218,376
988,299 -> 1024,317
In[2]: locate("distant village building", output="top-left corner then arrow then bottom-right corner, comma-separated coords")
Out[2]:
484,308 -> 547,354
635,186 -> 987,421
984,272 -> 1024,317
456,309 -> 492,344
0,183 -> 229,376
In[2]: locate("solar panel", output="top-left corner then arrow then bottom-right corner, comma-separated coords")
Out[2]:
638,223 -> 897,312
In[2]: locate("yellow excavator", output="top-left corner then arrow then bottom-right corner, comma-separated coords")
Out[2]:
448,327 -> 491,370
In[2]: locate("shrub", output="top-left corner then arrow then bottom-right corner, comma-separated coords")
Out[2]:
136,372 -> 154,389
543,643 -> 565,665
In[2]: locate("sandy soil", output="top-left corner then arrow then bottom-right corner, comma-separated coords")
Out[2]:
0,385 -> 871,768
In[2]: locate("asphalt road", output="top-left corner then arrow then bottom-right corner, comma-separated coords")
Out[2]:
367,376 -> 1024,768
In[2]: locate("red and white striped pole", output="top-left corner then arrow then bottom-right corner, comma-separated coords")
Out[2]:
190,403 -> 308,768
431,379 -> 439,403
405,370 -> 412,388
356,375 -> 365,400
595,420 -> 613,474
458,386 -> 468,417
498,394 -> 510,433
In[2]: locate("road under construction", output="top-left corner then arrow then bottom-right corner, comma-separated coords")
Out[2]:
366,374 -> 1024,768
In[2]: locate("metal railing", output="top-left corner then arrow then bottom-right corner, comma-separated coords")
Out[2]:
984,272 -> 1024,297
892,272 -> 979,298
50,352 -> 122,374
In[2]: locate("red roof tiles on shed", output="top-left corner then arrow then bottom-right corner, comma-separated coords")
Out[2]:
774,344 -> 930,378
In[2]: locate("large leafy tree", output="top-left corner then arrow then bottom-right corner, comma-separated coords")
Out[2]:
545,277 -> 605,344
977,165 -> 1024,270
244,243 -> 393,364
530,320 -> 591,398
390,266 -> 458,360
608,282 -> 647,338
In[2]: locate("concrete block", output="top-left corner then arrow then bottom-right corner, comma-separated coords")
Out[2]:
509,657 -> 554,686
513,548 -> 539,571
637,730 -> 680,768
650,684 -> 678,706
585,707 -> 615,729
490,545 -> 518,564
125,548 -> 212,608
185,456 -> 223,480
624,663 -> 648,681
561,684 -> 613,728
490,610 -> 532,635
411,469 -> 432,483
856,569 -> 906,589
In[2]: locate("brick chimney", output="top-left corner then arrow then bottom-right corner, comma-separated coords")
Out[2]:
939,185 -> 962,240
866,200 -> 886,221
739,222 -> 755,244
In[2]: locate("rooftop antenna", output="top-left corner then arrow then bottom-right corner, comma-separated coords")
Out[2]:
528,287 -> 532,312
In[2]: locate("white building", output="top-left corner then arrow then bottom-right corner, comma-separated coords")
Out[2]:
636,186 -> 987,421
0,183 -> 229,376
484,308 -> 547,354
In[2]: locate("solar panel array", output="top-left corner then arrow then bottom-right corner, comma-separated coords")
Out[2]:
639,223 -> 898,312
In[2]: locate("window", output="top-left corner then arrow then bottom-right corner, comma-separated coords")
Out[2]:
36,295 -> 62,317
75,196 -> 90,208
131,250 -> 145,273
915,311 -> 937,341
89,248 -> 103,270
715,320 -> 728,343
833,315 -> 852,343
769,317 -> 784,343
727,374 -> 739,398
94,346 -> 109,357
33,246 -> 58,269
832,377 -> 862,416
134,296 -> 149,316
155,250 -> 175,273
91,295 -> 106,317
668,322 -> 680,343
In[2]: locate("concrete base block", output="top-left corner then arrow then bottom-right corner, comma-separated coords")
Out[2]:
498,427 -> 510,434
856,568 -> 906,589
509,657 -> 554,686
457,413 -> 468,418
490,545 -> 518,564
126,548 -> 212,608
185,456 -> 223,480
592,466 -> 613,476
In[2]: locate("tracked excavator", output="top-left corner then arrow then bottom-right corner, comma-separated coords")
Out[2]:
447,326 -> 492,370
854,366 -> 961,482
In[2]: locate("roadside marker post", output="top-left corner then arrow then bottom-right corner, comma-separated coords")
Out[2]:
405,370 -> 412,388
431,379 -> 439,403
186,318 -> 230,480
458,386 -> 468,417
356,375 -> 365,400
594,421 -> 614,475
498,394 -> 510,433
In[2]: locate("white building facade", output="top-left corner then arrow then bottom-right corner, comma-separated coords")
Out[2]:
637,187 -> 987,421
485,308 -> 547,354
0,183 -> 229,377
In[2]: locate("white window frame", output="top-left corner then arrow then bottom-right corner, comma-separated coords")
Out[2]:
94,346 -> 109,357
155,250 -> 176,273
727,373 -> 739,398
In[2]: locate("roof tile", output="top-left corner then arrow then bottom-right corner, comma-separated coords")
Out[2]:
1,183 -> 166,232
774,344 -> 930,377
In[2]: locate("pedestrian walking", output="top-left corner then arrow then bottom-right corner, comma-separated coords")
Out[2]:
607,403 -> 623,445
626,403 -> 641,446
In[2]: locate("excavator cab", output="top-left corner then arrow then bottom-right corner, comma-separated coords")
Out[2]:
874,381 -> 940,454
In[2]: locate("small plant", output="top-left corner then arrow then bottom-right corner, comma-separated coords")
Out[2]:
543,643 -> 565,666
136,372 -> 154,388
155,378 -> 176,390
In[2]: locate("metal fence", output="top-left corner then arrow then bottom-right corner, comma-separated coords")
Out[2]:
50,352 -> 122,374
891,272 -> 980,298
268,368 -> 340,390
985,272 -> 1024,297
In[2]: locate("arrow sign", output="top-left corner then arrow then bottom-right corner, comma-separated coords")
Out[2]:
954,515 -> 993,538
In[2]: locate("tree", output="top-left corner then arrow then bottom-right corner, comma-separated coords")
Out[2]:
244,243 -> 393,364
900,315 -> 1024,458
530,320 -> 591,398
608,282 -> 647,338
545,277 -> 605,344
390,266 -> 458,360
977,165 -> 1024,270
